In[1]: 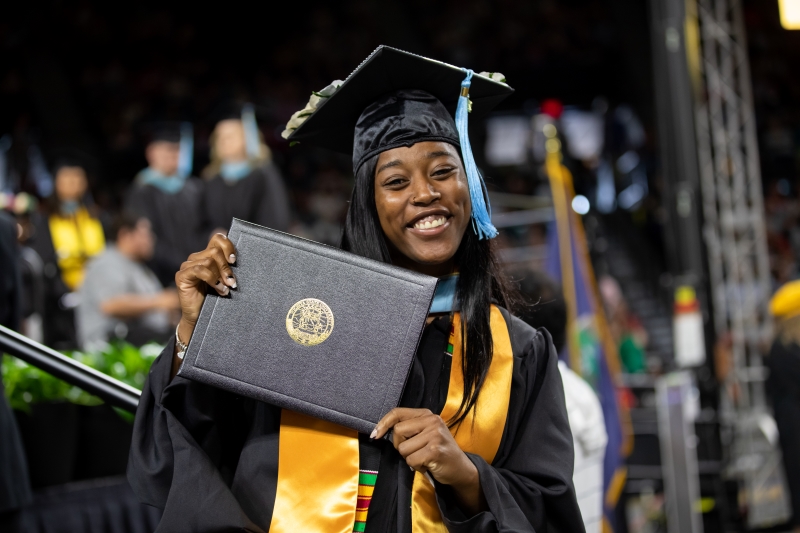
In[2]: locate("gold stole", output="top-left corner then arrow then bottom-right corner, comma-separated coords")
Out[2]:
269,305 -> 513,532
49,207 -> 106,290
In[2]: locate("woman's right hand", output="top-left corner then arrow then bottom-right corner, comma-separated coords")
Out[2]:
174,233 -> 238,343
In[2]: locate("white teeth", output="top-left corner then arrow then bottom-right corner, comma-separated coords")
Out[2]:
414,217 -> 446,230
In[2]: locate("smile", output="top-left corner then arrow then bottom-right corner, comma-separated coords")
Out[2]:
413,215 -> 447,230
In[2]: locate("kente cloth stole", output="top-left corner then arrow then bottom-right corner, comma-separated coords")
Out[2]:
269,305 -> 514,532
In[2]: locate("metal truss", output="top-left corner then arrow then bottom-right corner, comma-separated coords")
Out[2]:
691,0 -> 771,420
689,0 -> 791,526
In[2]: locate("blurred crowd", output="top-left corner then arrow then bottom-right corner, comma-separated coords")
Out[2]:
0,0 -> 656,355
746,2 -> 800,287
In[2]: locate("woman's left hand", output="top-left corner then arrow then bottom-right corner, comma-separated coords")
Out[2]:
372,408 -> 486,514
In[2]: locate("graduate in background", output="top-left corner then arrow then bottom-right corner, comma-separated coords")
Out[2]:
767,281 -> 800,533
126,123 -> 206,287
30,158 -> 106,349
515,269 -> 607,533
201,104 -> 290,234
129,47 -> 584,532
0,210 -> 32,533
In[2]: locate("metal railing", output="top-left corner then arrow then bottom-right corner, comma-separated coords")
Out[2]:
0,324 -> 141,413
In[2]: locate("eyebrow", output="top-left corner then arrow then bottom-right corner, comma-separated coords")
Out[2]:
376,151 -> 455,175
376,159 -> 402,174
426,150 -> 454,159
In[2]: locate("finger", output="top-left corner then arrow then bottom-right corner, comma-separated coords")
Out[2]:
392,414 -> 441,447
183,261 -> 228,296
396,429 -> 433,459
405,446 -> 438,474
209,233 -> 237,264
372,408 -> 432,439
206,245 -> 237,288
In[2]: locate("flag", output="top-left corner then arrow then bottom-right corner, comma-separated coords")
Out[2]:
543,126 -> 632,533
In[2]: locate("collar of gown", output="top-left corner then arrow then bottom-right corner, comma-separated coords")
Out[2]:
429,274 -> 458,314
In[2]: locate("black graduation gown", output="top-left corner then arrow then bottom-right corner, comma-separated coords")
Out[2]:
766,339 -> 800,527
126,179 -> 208,287
0,211 -> 32,514
202,164 -> 290,233
128,308 -> 584,532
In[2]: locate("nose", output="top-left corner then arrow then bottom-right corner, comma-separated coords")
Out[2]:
410,177 -> 441,206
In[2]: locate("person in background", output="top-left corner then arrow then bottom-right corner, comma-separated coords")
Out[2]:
77,212 -> 180,351
0,210 -> 32,533
600,275 -> 648,374
126,123 -> 206,287
767,281 -> 800,533
516,269 -> 608,533
29,159 -> 106,349
201,104 -> 290,234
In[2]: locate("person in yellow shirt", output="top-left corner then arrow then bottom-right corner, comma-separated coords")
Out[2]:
768,281 -> 800,532
31,159 -> 106,349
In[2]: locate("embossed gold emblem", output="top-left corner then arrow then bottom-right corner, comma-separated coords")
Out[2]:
285,298 -> 334,346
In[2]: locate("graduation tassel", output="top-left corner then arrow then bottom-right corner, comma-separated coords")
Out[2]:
242,103 -> 261,159
177,122 -> 194,178
456,68 -> 498,240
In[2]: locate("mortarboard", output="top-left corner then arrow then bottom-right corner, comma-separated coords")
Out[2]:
144,121 -> 194,178
282,45 -> 513,240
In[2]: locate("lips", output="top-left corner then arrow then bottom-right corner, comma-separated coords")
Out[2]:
413,215 -> 447,230
407,209 -> 452,230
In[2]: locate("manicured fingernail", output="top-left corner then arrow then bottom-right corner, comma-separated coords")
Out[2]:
409,466 -> 415,472
226,276 -> 237,288
370,428 -> 378,439
229,254 -> 236,263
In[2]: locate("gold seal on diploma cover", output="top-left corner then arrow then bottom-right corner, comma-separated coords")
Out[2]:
286,298 -> 334,346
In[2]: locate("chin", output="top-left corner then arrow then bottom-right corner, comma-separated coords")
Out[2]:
406,248 -> 457,267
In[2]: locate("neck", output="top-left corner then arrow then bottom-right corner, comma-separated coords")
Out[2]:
390,251 -> 455,278
115,241 -> 139,262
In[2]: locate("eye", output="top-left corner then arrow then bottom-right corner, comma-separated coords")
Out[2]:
383,176 -> 408,188
432,167 -> 455,178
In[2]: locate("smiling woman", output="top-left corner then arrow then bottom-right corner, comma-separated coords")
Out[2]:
128,46 -> 585,533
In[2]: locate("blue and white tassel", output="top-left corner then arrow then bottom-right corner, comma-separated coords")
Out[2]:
455,69 -> 498,240
242,103 -> 261,159
177,122 -> 194,178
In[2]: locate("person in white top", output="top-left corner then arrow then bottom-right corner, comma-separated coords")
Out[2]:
516,269 -> 608,533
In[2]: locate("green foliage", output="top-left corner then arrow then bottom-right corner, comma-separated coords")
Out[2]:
2,341 -> 162,413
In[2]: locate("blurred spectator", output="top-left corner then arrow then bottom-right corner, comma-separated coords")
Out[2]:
126,125 -> 206,287
77,212 -> 179,351
29,160 -> 106,349
767,281 -> 800,533
515,269 -> 607,533
0,210 -> 32,533
600,275 -> 648,373
201,105 -> 290,234
764,178 -> 799,286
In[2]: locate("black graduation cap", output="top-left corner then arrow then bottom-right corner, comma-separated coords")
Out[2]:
145,122 -> 183,144
284,45 -> 513,240
285,46 -> 513,161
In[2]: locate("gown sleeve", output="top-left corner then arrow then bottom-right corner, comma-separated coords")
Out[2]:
435,313 -> 586,533
127,340 -> 263,532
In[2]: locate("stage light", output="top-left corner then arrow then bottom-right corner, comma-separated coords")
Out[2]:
572,195 -> 590,215
779,0 -> 800,30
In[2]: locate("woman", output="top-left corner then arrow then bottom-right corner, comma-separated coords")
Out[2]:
30,159 -> 105,348
201,104 -> 290,234
129,47 -> 583,532
767,281 -> 800,532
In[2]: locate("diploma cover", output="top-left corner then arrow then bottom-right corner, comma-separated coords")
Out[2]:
178,219 -> 438,434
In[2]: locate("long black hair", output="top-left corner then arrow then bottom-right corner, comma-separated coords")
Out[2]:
340,154 -> 512,427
